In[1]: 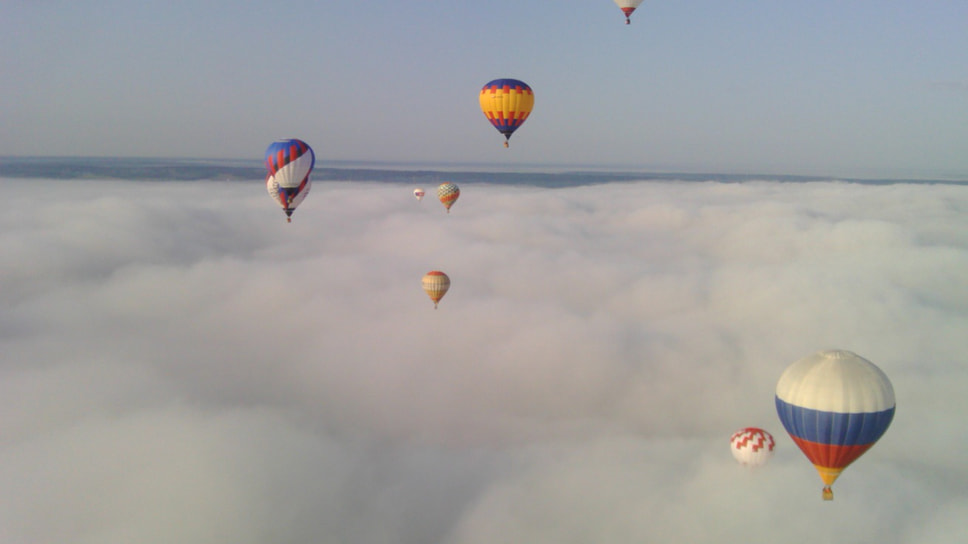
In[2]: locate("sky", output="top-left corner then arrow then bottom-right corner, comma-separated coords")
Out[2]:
3,1 -> 968,178
1,177 -> 967,543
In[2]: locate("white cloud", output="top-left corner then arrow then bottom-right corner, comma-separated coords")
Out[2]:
1,177 -> 966,543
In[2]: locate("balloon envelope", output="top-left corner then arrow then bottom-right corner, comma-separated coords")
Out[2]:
437,182 -> 460,213
775,349 -> 895,500
730,427 -> 775,467
265,139 -> 314,222
422,271 -> 450,309
413,188 -> 425,201
614,0 -> 644,24
266,175 -> 311,221
479,79 -> 534,147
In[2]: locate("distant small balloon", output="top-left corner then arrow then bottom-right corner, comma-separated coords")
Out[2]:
730,427 -> 775,467
422,271 -> 450,309
413,187 -> 425,201
613,0 -> 644,24
265,139 -> 314,223
437,182 -> 460,213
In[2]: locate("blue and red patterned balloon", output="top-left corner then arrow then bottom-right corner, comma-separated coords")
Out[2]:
775,349 -> 895,500
265,139 -> 314,222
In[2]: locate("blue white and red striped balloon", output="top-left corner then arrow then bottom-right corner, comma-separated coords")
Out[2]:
265,139 -> 314,222
730,427 -> 775,467
775,349 -> 895,500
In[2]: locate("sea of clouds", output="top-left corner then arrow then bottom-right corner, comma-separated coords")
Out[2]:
1,177 -> 966,543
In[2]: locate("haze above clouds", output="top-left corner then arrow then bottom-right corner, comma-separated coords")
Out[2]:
1,178 -> 966,543
2,1 -> 968,177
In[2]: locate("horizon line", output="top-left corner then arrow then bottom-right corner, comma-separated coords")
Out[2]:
2,155 -> 967,184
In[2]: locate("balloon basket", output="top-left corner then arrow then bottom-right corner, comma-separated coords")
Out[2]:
822,487 -> 833,501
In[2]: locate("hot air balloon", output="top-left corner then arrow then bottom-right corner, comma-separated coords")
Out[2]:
614,0 -> 644,24
265,139 -> 314,223
413,188 -> 425,201
422,271 -> 450,309
480,79 -> 534,148
437,182 -> 459,213
730,427 -> 775,467
775,349 -> 895,500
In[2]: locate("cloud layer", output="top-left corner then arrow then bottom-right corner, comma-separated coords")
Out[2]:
1,178 -> 966,543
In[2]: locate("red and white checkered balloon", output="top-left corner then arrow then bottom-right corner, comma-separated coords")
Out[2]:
730,427 -> 775,467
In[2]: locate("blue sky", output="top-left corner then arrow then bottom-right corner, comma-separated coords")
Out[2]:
3,1 -> 967,177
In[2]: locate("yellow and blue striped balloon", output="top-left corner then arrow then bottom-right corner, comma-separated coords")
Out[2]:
479,79 -> 534,148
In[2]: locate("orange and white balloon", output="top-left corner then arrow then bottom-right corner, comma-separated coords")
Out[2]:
613,0 -> 644,24
422,271 -> 450,309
